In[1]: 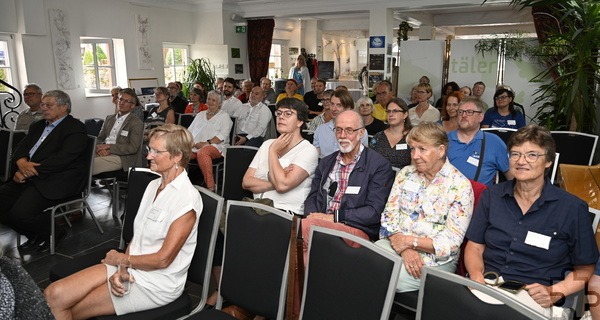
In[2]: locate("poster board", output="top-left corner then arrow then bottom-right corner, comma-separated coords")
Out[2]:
128,77 -> 159,106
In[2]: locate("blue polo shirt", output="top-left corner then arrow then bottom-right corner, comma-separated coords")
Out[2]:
313,120 -> 368,158
482,108 -> 526,129
448,130 -> 509,186
466,180 -> 599,286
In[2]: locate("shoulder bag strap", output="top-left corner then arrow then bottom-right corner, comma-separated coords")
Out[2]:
473,131 -> 486,182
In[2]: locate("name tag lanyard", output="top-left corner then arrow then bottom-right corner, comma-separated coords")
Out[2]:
473,132 -> 486,182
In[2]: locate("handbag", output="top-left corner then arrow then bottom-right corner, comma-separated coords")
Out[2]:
219,196 -> 275,234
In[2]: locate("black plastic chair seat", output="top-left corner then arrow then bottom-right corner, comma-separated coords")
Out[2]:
92,294 -> 191,320
94,169 -> 128,182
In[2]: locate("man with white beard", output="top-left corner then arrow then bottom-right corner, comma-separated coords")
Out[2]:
302,110 -> 395,261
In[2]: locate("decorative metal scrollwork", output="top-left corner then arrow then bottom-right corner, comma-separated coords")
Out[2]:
0,79 -> 22,129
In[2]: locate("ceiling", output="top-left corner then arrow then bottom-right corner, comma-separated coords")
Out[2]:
127,0 -> 535,38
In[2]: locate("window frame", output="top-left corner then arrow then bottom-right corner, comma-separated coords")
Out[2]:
0,34 -> 18,91
80,37 -> 117,95
162,44 -> 189,84
268,43 -> 283,79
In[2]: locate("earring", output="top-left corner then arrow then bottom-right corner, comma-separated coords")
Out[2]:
175,163 -> 179,170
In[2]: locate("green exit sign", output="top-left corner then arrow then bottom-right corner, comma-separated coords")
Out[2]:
235,26 -> 246,33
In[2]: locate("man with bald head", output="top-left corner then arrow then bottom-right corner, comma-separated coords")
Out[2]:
303,109 -> 394,260
232,86 -> 272,147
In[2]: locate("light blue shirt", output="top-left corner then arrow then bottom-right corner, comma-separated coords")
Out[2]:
29,115 -> 67,158
447,129 -> 509,186
312,120 -> 368,158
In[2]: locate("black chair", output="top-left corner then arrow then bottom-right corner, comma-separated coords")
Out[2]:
551,131 -> 598,166
301,129 -> 314,144
49,167 -> 160,282
300,226 -> 401,320
177,113 -> 195,128
92,186 -> 224,320
481,127 -> 517,145
187,200 -> 293,320
0,128 -> 26,182
221,146 -> 259,200
85,118 -> 105,137
415,267 -> 546,320
44,135 -> 104,254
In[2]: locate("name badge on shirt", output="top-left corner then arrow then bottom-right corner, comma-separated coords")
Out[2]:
120,130 -> 129,137
150,112 -> 158,118
396,143 -> 408,150
507,120 -> 516,126
524,231 -> 551,250
345,186 -> 361,194
403,180 -> 420,193
467,156 -> 479,167
147,207 -> 162,221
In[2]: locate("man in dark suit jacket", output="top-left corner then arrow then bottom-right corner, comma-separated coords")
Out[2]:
93,88 -> 144,175
0,90 -> 87,252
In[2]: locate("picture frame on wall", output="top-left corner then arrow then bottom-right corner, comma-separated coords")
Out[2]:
235,64 -> 243,74
231,48 -> 241,58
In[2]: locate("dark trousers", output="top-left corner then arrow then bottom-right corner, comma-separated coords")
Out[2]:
0,181 -> 58,239
245,136 -> 264,148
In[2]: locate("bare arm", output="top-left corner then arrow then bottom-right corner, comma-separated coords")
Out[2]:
242,167 -> 274,194
464,240 -> 487,284
165,109 -> 176,124
267,134 -> 310,193
526,264 -> 595,308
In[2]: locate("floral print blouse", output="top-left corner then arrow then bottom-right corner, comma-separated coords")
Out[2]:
380,159 -> 474,266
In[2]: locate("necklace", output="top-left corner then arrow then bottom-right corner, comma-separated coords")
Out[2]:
278,139 -> 305,159
207,110 -> 217,116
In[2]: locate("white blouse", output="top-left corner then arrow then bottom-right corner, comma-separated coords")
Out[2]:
187,109 -> 233,154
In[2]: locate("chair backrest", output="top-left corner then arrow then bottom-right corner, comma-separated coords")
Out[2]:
120,168 -> 160,247
84,118 -> 104,136
550,152 -> 560,184
177,113 -> 195,128
481,127 -> 517,145
188,186 -> 224,308
229,116 -> 237,145
300,227 -> 402,320
590,208 -> 600,234
0,129 -> 26,182
218,201 -> 292,319
301,129 -> 314,144
222,146 -> 259,201
82,135 -> 98,197
416,267 -> 547,320
551,131 -> 598,166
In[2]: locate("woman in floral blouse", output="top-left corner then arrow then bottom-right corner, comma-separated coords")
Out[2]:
376,121 -> 474,292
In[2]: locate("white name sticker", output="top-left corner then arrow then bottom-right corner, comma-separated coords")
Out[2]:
524,231 -> 551,250
507,120 -> 517,126
345,186 -> 361,194
396,143 -> 408,150
403,180 -> 420,193
120,130 -> 129,137
467,156 -> 479,167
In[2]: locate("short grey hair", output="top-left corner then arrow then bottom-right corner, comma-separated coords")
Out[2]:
459,96 -> 485,112
42,90 -> 72,113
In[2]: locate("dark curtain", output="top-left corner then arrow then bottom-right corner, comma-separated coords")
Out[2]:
247,19 -> 274,85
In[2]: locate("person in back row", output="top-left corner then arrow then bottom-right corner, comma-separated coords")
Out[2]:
233,86 -> 272,148
313,89 -> 367,158
15,83 -> 44,131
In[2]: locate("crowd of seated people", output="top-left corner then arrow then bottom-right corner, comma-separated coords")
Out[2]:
4,74 -> 600,320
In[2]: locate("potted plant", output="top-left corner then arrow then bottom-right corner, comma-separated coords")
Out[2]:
496,0 -> 600,133
182,58 -> 217,98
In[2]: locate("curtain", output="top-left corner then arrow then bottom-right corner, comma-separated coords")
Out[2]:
247,19 -> 274,86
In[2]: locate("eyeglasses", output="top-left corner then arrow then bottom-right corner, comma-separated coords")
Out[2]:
119,98 -> 134,104
333,127 -> 364,135
457,109 -> 482,116
146,146 -> 169,156
376,91 -> 389,96
274,110 -> 297,118
509,151 -> 546,163
483,271 -> 526,294
415,90 -> 428,94
23,92 -> 39,97
495,95 -> 510,100
40,103 -> 58,108
385,109 -> 406,114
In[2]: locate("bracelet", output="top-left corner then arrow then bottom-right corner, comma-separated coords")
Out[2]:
412,237 -> 418,250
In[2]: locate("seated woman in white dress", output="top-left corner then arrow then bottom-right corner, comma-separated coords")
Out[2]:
242,98 -> 319,215
44,124 -> 203,319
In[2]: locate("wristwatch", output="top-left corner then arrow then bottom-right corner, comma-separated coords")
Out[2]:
412,237 -> 418,250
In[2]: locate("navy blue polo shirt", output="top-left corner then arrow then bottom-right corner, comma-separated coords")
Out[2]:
466,179 -> 599,286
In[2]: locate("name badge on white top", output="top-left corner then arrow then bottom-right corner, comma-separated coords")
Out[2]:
403,180 -> 420,193
151,112 -> 158,118
507,120 -> 517,126
467,156 -> 479,167
396,143 -> 408,150
524,231 -> 551,250
147,207 -> 162,221
345,186 -> 361,194
120,130 -> 129,137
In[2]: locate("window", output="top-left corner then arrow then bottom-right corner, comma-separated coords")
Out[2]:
163,45 -> 189,84
0,36 -> 15,92
268,44 -> 282,79
81,38 -> 116,94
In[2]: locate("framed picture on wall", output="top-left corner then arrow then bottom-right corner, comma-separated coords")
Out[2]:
235,64 -> 243,74
231,48 -> 241,58
128,77 -> 159,95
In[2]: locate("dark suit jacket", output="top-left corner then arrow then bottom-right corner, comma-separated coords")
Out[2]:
12,115 -> 88,200
97,113 -> 144,171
